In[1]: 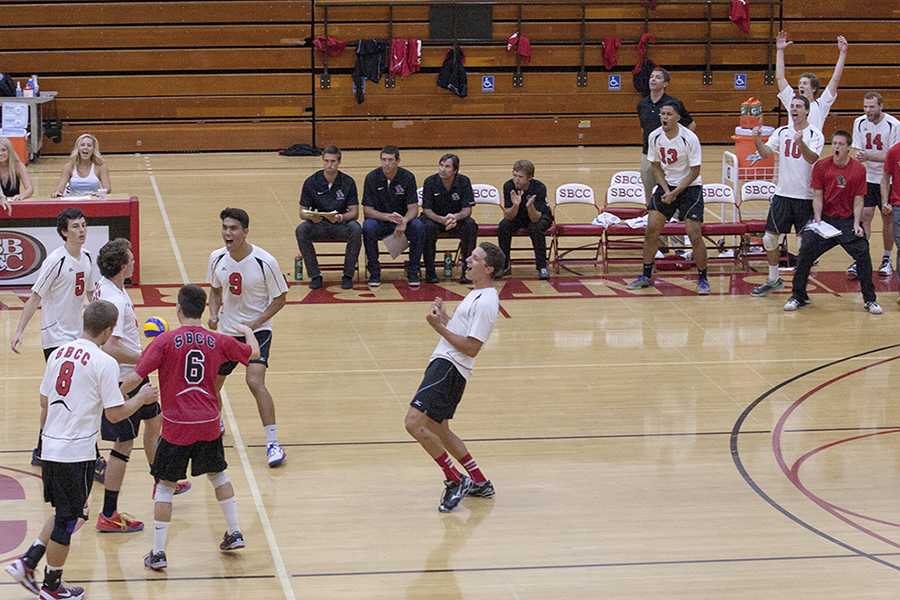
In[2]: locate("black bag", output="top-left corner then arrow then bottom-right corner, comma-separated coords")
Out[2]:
437,47 -> 467,98
632,58 -> 656,97
0,73 -> 15,97
279,143 -> 321,156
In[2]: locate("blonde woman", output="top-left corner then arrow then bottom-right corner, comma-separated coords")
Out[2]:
0,136 -> 33,214
51,133 -> 111,198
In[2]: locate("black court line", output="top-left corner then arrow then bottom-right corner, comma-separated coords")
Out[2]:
3,552 -> 900,587
4,424 -> 900,455
731,343 -> 900,573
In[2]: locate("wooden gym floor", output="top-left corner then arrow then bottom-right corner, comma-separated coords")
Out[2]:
3,147 -> 900,599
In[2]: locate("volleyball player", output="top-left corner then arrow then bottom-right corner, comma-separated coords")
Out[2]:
750,96 -> 825,297
208,208 -> 289,467
775,30 -> 847,132
5,300 -> 158,599
121,284 -> 259,571
849,91 -> 900,278
404,242 -> 505,512
9,208 -> 106,481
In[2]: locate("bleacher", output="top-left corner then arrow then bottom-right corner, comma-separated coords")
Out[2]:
0,0 -> 896,152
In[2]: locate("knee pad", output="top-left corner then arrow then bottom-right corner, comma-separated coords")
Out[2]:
109,449 -> 130,463
207,471 -> 230,489
762,231 -> 783,251
50,515 -> 77,546
153,483 -> 175,503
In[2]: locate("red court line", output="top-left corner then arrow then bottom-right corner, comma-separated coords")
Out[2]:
772,354 -> 900,549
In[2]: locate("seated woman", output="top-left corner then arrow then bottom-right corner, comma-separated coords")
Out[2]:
51,133 -> 111,198
0,136 -> 33,213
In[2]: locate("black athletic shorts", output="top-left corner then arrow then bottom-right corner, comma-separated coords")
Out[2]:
649,184 -> 704,222
218,330 -> 271,376
151,436 -> 227,482
101,377 -> 160,442
766,194 -> 813,234
43,347 -> 57,362
864,182 -> 882,208
42,459 -> 94,519
410,358 -> 467,423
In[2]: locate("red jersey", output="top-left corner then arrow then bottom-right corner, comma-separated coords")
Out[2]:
811,156 -> 867,219
886,143 -> 900,207
135,325 -> 251,445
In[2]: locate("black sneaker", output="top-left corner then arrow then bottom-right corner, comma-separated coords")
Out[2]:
467,480 -> 495,498
425,272 -> 439,284
144,550 -> 167,571
219,530 -> 246,552
438,475 -> 471,513
538,267 -> 550,280
39,580 -> 85,599
341,276 -> 353,289
367,275 -> 381,288
94,456 -> 107,484
31,448 -> 41,466
408,273 -> 421,288
309,276 -> 324,289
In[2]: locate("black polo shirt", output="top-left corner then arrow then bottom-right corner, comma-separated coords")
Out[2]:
362,167 -> 418,214
637,93 -> 694,154
502,178 -> 551,221
421,173 -> 475,217
299,170 -> 358,213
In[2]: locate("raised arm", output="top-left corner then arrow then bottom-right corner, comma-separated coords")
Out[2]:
825,36 -> 848,97
775,30 -> 792,93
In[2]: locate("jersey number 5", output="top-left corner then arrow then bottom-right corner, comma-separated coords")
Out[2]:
74,272 -> 85,296
55,361 -> 75,396
228,272 -> 242,295
658,148 -> 678,165
184,349 -> 205,384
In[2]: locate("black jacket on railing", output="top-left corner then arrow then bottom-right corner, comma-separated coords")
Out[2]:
437,46 -> 467,98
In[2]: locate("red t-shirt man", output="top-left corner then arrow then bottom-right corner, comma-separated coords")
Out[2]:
884,142 -> 900,207
135,325 -> 251,445
811,155 -> 867,219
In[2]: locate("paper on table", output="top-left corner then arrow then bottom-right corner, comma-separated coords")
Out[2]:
383,232 -> 409,258
804,220 -> 841,239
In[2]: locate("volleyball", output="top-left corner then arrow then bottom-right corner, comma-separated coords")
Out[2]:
143,317 -> 169,338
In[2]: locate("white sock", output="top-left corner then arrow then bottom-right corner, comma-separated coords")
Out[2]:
883,251 -> 891,258
153,521 -> 170,553
768,265 -> 779,282
264,425 -> 277,445
218,497 -> 240,534
32,538 -> 45,549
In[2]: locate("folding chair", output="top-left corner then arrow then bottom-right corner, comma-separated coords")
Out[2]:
551,183 -> 604,273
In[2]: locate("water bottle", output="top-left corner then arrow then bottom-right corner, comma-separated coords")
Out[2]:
31,75 -> 38,96
15,81 -> 22,97
294,255 -> 303,280
443,252 -> 453,278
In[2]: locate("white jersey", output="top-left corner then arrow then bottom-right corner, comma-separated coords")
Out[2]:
39,338 -> 123,462
778,86 -> 836,132
852,113 -> 900,183
92,277 -> 141,379
647,124 -> 703,187
766,124 -> 825,200
207,245 -> 289,336
431,286 -> 499,380
31,246 -> 98,349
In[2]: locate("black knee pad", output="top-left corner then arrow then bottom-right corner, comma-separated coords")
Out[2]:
50,514 -> 77,546
110,448 -> 130,463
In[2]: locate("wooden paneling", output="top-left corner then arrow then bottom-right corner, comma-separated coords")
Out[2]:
42,121 -> 313,153
40,74 -> 313,98
782,0 -> 900,18
316,4 -> 741,20
56,96 -> 312,120
0,25 -> 311,50
0,1 -> 311,26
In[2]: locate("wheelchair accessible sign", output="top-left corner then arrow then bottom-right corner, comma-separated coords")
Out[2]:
608,74 -> 621,91
482,75 -> 495,93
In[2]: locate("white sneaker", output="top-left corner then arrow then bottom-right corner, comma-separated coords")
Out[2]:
864,301 -> 883,315
783,298 -> 800,311
879,257 -> 893,276
266,442 -> 286,467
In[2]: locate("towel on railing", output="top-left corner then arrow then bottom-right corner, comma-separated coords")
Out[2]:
730,0 -> 750,33
389,39 -> 422,77
506,32 -> 532,64
632,32 -> 656,74
602,37 -> 621,70
352,39 -> 388,103
313,35 -> 347,57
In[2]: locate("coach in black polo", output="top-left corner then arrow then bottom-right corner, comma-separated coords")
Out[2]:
417,153 -> 478,284
295,145 -> 362,290
362,146 -> 424,287
497,159 -> 553,279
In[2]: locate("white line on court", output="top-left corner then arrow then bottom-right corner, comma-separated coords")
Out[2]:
144,156 -> 297,600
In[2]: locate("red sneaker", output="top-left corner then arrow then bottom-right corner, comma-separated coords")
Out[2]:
96,511 -> 144,533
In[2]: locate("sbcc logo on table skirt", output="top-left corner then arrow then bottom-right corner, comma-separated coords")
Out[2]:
0,230 -> 47,280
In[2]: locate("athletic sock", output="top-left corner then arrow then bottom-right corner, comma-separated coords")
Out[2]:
434,452 -> 462,483
23,539 -> 46,569
264,425 -> 278,445
43,566 -> 62,590
460,453 -> 487,484
218,497 -> 240,534
768,265 -> 779,282
153,521 -> 170,553
642,263 -> 654,278
884,251 -> 891,258
102,489 -> 119,518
